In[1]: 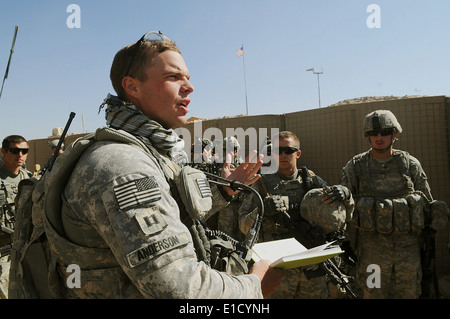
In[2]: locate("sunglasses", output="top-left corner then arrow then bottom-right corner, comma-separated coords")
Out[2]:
273,146 -> 299,155
123,30 -> 170,78
7,147 -> 29,155
367,128 -> 394,137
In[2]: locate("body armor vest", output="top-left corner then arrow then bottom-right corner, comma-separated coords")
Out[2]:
353,150 -> 423,234
259,170 -> 309,240
354,150 -> 414,198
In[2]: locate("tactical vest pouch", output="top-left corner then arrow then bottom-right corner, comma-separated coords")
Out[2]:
375,199 -> 393,234
407,193 -> 426,232
209,238 -> 248,276
393,198 -> 410,234
356,197 -> 375,232
9,177 -> 54,299
173,166 -> 213,220
429,200 -> 449,230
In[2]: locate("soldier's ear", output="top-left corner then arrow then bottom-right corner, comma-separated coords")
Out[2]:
122,76 -> 140,99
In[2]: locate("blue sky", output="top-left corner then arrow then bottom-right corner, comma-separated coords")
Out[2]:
0,0 -> 449,140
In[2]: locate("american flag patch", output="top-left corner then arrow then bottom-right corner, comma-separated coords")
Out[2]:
114,176 -> 161,210
196,178 -> 212,198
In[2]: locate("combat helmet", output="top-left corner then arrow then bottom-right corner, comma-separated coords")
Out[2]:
193,137 -> 212,150
363,110 -> 402,137
48,139 -> 64,149
300,188 -> 350,235
223,136 -> 240,151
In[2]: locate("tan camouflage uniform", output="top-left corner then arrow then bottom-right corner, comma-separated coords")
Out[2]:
49,137 -> 263,299
239,170 -> 333,299
0,166 -> 31,298
341,149 -> 433,298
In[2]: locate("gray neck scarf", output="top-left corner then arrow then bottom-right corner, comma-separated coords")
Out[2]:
99,94 -> 188,166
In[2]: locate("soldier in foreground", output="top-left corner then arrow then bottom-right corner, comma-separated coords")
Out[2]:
341,110 -> 449,298
40,31 -> 283,298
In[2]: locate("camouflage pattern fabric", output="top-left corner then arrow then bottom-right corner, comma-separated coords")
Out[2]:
0,166 -> 31,299
239,169 -> 344,299
341,149 -> 434,299
52,138 -> 262,299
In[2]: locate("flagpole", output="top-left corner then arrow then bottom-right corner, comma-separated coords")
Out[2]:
238,44 -> 249,115
243,47 -> 248,115
307,67 -> 323,108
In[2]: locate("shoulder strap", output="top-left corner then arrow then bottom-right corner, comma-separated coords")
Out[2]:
301,166 -> 314,192
255,175 -> 269,197
392,149 -> 410,175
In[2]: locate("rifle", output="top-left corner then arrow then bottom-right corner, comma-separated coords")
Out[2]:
0,244 -> 11,257
42,112 -> 76,174
204,172 -> 264,262
0,181 -> 15,257
420,225 -> 439,298
281,209 -> 358,299
1,181 -> 15,232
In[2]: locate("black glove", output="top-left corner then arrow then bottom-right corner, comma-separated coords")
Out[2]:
263,195 -> 287,216
323,185 -> 351,204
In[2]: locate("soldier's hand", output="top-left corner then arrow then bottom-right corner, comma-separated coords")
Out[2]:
221,150 -> 263,196
249,259 -> 285,298
263,195 -> 287,216
321,185 -> 350,206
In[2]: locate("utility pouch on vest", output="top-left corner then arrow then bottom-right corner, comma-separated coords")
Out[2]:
393,198 -> 410,234
173,166 -> 212,220
356,197 -> 375,232
429,200 -> 450,230
209,238 -> 248,276
407,193 -> 426,232
9,177 -> 54,299
375,199 -> 393,234
173,166 -> 249,276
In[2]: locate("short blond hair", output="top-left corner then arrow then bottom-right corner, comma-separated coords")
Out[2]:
110,39 -> 180,100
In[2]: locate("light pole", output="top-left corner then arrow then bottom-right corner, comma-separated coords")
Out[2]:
307,68 -> 323,108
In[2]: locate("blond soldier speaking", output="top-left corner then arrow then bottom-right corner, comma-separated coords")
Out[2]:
42,31 -> 284,298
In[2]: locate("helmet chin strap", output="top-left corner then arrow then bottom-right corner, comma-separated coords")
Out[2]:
372,144 -> 392,153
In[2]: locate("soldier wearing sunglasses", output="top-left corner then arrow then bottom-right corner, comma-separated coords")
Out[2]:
341,110 -> 449,298
239,131 -> 354,299
0,135 -> 32,298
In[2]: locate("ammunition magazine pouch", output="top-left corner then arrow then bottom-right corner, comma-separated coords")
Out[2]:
429,200 -> 450,230
356,193 -> 448,234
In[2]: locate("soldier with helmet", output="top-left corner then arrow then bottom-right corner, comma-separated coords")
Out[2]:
239,131 -> 355,298
340,110 -> 449,298
41,139 -> 65,175
190,137 -> 213,169
206,136 -> 246,240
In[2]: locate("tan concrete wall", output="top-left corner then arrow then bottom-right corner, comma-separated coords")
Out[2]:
26,95 -> 450,278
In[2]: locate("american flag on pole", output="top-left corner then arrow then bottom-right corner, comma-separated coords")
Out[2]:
236,46 -> 244,57
114,176 -> 161,210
